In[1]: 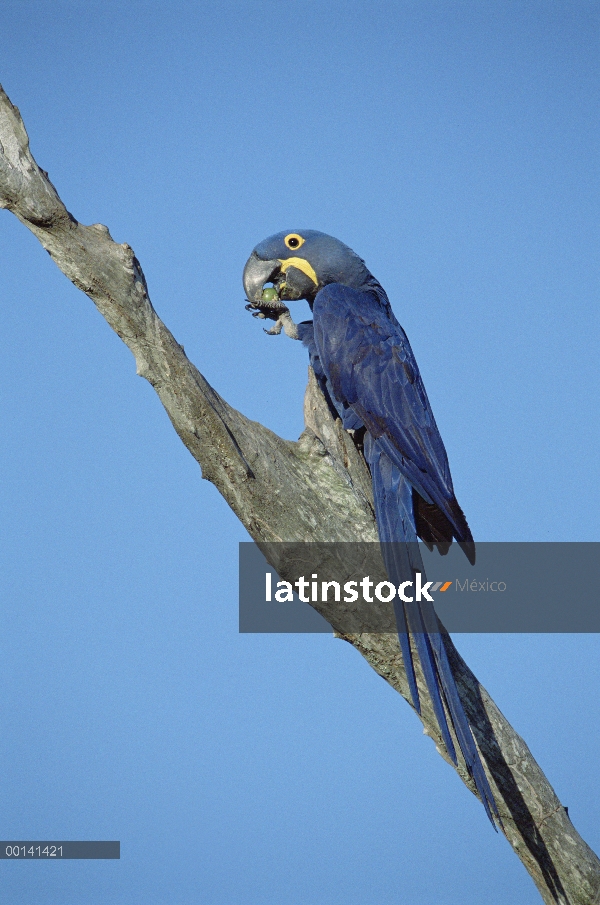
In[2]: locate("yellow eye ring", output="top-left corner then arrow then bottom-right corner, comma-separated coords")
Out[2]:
284,233 -> 305,250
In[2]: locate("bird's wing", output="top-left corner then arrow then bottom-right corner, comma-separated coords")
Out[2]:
312,283 -> 471,545
313,285 -> 496,824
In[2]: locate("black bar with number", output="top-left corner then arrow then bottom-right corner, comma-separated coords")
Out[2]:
0,842 -> 120,859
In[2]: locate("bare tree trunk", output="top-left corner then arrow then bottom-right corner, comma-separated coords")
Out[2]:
1,84 -> 598,905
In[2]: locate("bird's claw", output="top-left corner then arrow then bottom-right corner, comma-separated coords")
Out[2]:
245,301 -> 285,322
245,299 -> 299,339
245,302 -> 267,320
264,322 -> 282,335
263,310 -> 300,339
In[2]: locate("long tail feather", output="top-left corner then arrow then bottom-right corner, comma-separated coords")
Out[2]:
426,627 -> 500,823
367,439 -> 499,827
392,599 -> 420,714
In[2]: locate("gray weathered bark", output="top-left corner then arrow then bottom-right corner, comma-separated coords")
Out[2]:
1,84 -> 598,905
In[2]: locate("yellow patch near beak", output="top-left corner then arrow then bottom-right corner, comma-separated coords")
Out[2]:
278,257 -> 318,286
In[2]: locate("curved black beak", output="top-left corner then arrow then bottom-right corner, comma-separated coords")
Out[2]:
243,252 -> 281,303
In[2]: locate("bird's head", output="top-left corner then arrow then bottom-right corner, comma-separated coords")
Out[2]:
243,230 -> 372,307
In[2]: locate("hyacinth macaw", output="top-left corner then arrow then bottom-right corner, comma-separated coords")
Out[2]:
243,230 -> 498,826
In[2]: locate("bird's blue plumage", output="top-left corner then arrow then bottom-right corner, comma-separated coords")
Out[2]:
244,230 -> 499,826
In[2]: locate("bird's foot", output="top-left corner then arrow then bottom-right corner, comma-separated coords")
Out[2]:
264,310 -> 299,339
245,299 -> 286,320
245,301 -> 300,339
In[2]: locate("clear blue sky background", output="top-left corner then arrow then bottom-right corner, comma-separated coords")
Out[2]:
1,2 -> 598,903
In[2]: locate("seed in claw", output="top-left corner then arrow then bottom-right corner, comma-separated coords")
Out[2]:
261,287 -> 279,303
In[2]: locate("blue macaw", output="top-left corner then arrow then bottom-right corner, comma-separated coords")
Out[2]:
243,230 -> 499,826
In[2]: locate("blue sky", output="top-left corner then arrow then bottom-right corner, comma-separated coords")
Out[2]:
1,2 -> 599,903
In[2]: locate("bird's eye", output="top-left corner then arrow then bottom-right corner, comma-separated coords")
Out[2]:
284,233 -> 304,250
